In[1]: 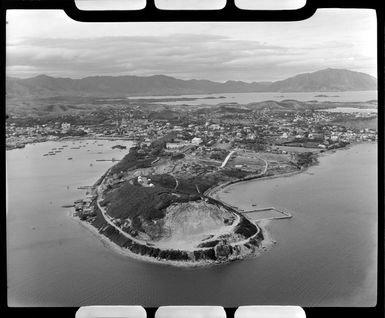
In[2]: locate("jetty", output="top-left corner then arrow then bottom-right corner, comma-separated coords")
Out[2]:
77,186 -> 94,190
95,159 -> 119,162
242,206 -> 292,220
61,204 -> 74,208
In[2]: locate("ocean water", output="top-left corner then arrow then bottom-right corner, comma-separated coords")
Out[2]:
127,91 -> 377,105
6,141 -> 377,307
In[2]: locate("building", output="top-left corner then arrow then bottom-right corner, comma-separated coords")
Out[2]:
191,137 -> 203,145
61,122 -> 71,133
166,142 -> 190,149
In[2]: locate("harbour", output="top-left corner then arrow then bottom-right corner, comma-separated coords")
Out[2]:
6,140 -> 377,307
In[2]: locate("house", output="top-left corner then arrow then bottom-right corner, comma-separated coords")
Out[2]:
61,122 -> 71,133
191,137 -> 203,145
330,135 -> 339,142
209,124 -> 221,130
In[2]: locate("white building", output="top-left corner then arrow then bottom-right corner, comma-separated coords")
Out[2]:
166,142 -> 190,149
191,137 -> 203,145
61,122 -> 71,132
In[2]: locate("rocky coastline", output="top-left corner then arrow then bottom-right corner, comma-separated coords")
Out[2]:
73,162 -> 273,266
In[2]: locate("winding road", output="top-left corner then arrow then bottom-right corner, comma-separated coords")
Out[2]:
90,151 -> 267,254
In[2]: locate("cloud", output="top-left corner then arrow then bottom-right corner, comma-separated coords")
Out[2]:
6,34 -> 302,81
6,9 -> 377,81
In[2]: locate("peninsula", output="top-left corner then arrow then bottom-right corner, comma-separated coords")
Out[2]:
65,95 -> 377,266
73,133 -> 319,266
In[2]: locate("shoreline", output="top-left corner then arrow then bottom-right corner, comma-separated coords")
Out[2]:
6,135 -> 135,151
6,133 -> 377,152
70,210 -> 275,268
205,165 -> 312,202
71,141 -> 375,266
205,141 -> 377,201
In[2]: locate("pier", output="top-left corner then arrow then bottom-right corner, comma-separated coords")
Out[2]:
242,206 -> 292,220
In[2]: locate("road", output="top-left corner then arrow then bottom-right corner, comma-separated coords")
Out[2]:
92,154 -> 265,253
95,178 -> 241,251
220,150 -> 236,168
255,154 -> 269,175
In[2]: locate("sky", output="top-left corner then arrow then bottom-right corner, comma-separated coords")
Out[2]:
6,8 -> 377,82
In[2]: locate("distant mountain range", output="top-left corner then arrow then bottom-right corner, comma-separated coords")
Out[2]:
6,68 -> 377,98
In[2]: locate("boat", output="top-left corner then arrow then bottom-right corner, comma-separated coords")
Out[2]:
61,204 -> 74,208
68,157 -> 73,160
112,144 -> 127,150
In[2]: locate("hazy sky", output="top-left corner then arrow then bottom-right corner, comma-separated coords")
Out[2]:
6,8 -> 377,82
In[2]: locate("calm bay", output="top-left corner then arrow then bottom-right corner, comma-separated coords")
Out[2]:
7,140 -> 377,307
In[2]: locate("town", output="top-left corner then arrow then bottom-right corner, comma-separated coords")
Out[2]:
6,99 -> 378,154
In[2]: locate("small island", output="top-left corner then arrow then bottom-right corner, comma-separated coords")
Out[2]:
73,134 -> 320,266
315,94 -> 340,98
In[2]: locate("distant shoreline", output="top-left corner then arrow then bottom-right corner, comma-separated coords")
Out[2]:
6,136 -> 134,151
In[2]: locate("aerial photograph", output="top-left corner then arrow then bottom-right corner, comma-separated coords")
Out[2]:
6,8 -> 377,307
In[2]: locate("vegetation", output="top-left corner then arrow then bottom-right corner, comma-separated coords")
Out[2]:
234,217 -> 258,238
197,240 -> 220,248
149,174 -> 177,189
294,152 -> 317,168
221,168 -> 249,179
109,147 -> 154,175
210,148 -> 229,161
101,176 -> 202,232
92,213 -> 210,262
101,183 -> 169,220
171,153 -> 185,160
150,132 -> 176,149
